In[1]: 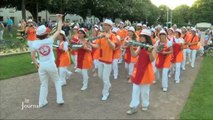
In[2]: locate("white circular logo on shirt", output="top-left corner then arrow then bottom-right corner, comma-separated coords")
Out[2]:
38,45 -> 50,56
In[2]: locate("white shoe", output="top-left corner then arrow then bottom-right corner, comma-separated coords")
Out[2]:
61,81 -> 67,86
163,88 -> 167,92
39,101 -> 48,108
175,80 -> 180,84
101,95 -> 109,101
186,61 -> 190,64
126,108 -> 137,115
142,107 -> 148,111
191,65 -> 194,68
114,76 -> 118,80
153,80 -> 156,84
80,86 -> 87,91
57,100 -> 64,105
66,72 -> 72,80
182,67 -> 186,70
75,68 -> 81,73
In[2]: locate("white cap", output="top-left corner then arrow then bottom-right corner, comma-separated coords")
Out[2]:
60,30 -> 66,37
103,19 -> 113,27
169,27 -> 174,32
79,28 -> 87,34
156,24 -> 162,28
36,25 -> 47,36
175,29 -> 182,34
128,26 -> 135,32
159,30 -> 167,35
120,21 -> 124,25
93,25 -> 99,31
112,27 -> 119,33
151,28 -> 156,33
73,25 -> 79,30
142,24 -> 147,27
140,29 -> 151,36
136,23 -> 142,27
191,28 -> 196,32
27,19 -> 33,23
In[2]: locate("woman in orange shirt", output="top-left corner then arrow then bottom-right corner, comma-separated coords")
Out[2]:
25,19 -> 38,63
124,26 -> 138,83
55,30 -> 72,86
126,29 -> 155,115
77,28 -> 93,91
155,30 -> 173,92
112,27 -> 121,80
170,29 -> 184,83
91,25 -> 100,77
70,26 -> 79,71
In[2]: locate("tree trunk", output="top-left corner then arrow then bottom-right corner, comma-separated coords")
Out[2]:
21,0 -> 26,20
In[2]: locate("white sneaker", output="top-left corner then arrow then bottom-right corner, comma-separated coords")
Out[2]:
163,88 -> 167,92
80,86 -> 87,91
66,72 -> 72,80
126,108 -> 137,115
168,74 -> 172,78
191,65 -> 194,69
142,107 -> 148,111
39,101 -> 48,108
182,67 -> 186,71
175,80 -> 180,84
101,95 -> 109,101
57,100 -> 64,105
114,76 -> 118,80
75,68 -> 81,73
153,80 -> 156,84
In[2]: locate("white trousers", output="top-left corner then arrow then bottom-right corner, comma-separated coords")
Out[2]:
38,62 -> 64,106
98,61 -> 112,97
187,48 -> 192,63
191,50 -> 197,67
81,69 -> 89,87
71,55 -> 77,68
181,49 -> 187,69
125,62 -> 135,76
130,84 -> 150,108
156,68 -> 169,89
58,67 -> 72,84
93,59 -> 99,70
175,62 -> 181,82
112,59 -> 119,78
0,30 -> 3,40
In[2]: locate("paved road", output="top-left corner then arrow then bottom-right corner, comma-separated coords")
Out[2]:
0,57 -> 202,119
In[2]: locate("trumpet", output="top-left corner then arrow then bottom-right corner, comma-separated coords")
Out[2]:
86,35 -> 105,42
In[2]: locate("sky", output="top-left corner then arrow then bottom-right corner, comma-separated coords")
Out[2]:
150,0 -> 197,9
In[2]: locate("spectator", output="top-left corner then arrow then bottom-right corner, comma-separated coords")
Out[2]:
62,22 -> 71,40
0,21 -> 5,40
7,17 -> 13,37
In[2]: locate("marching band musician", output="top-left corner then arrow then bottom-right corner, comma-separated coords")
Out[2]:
55,30 -> 72,86
76,28 -> 93,91
155,30 -> 173,92
91,25 -> 101,77
171,29 -> 184,83
124,26 -> 138,83
89,19 -> 117,101
126,29 -> 155,115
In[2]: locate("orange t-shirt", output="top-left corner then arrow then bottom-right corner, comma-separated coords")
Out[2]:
156,41 -> 172,69
70,34 -> 79,55
92,38 -> 100,60
77,41 -> 93,69
118,29 -> 128,45
131,48 -> 154,85
188,35 -> 199,50
27,27 -> 37,41
113,35 -> 121,59
96,32 -> 117,64
56,41 -> 71,67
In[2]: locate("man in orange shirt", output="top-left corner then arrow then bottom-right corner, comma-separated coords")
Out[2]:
89,19 -> 117,101
187,28 -> 199,68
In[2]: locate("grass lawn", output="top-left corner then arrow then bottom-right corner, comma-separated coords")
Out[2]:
0,53 -> 37,80
180,56 -> 213,119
